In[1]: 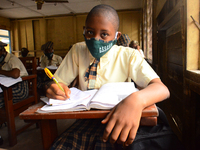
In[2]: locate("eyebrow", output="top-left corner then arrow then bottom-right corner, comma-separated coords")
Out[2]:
86,27 -> 109,33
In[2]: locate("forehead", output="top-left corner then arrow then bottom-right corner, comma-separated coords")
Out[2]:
85,15 -> 116,32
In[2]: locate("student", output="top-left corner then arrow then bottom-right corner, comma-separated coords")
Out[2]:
21,47 -> 29,57
129,40 -> 145,58
46,4 -> 170,149
0,41 -> 29,108
40,41 -> 62,68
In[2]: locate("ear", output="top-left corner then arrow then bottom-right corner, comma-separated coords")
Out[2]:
116,31 -> 121,40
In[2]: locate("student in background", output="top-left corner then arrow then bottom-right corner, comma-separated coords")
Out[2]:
38,41 -> 62,96
116,33 -> 131,47
40,41 -> 62,68
0,41 -> 29,108
129,40 -> 145,58
46,4 -> 170,149
20,47 -> 29,57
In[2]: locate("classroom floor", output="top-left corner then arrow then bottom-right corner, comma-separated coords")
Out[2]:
0,117 -> 76,150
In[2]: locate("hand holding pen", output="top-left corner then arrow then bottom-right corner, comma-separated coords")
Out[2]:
44,68 -> 71,100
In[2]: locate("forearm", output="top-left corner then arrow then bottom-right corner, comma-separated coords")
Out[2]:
130,78 -> 170,109
0,69 -> 20,78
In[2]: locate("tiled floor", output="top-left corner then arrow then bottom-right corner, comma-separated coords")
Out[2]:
0,117 -> 76,150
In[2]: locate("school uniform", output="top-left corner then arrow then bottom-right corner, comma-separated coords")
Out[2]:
0,53 -> 29,108
40,54 -> 62,68
50,41 -> 159,149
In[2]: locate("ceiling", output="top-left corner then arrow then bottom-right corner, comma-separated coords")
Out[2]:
0,0 -> 142,19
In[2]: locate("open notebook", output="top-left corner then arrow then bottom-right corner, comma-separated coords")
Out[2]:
0,75 -> 22,93
38,82 -> 139,113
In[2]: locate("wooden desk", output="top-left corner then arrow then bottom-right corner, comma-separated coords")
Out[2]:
19,102 -> 158,150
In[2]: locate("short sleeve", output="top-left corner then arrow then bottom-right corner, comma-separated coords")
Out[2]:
129,51 -> 159,88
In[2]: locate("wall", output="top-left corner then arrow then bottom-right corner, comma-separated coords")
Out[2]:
0,16 -> 11,30
154,0 -> 200,149
155,0 -> 166,18
10,10 -> 142,58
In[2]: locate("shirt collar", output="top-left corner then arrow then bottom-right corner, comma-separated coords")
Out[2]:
4,53 -> 11,63
87,45 -> 116,69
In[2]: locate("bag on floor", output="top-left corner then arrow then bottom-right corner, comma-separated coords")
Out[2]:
125,107 -> 186,150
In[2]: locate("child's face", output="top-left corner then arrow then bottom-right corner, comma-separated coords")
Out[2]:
84,15 -> 117,42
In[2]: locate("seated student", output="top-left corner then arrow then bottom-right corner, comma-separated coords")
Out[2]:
40,41 -> 62,68
116,33 -> 131,47
46,4 -> 170,149
129,40 -> 145,58
20,47 -> 30,57
0,41 -> 29,108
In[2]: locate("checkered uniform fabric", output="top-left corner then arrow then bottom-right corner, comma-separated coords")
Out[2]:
84,59 -> 99,90
50,119 -> 125,150
116,34 -> 131,47
0,80 -> 29,108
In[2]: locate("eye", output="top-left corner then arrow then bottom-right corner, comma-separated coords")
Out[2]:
86,30 -> 93,35
101,32 -> 109,39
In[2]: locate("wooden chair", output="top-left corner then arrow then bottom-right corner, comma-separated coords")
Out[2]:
19,57 -> 37,75
0,75 -> 38,146
0,57 -> 38,146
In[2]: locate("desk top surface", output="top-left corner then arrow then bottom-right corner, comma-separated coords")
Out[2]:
19,102 -> 158,120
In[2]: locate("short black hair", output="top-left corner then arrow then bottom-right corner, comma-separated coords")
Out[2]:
85,4 -> 119,31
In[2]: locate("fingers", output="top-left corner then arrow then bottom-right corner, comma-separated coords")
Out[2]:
124,127 -> 137,146
115,125 -> 130,144
102,108 -> 115,142
101,105 -> 139,146
104,120 -> 137,146
101,107 -> 115,124
61,83 -> 71,98
46,83 -> 70,100
102,116 -> 116,143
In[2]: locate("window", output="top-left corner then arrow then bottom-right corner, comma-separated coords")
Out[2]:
186,0 -> 200,72
0,29 -> 11,53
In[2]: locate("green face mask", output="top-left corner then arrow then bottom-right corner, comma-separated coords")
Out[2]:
45,52 -> 53,60
0,54 -> 6,64
84,32 -> 118,59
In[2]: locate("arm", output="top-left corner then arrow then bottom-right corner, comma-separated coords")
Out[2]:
57,56 -> 63,66
101,78 -> 170,146
0,68 -> 20,78
40,55 -> 46,68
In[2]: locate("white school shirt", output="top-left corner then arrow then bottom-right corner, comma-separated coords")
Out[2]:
54,42 -> 159,91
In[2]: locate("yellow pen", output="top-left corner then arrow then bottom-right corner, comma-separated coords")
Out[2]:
44,68 -> 65,92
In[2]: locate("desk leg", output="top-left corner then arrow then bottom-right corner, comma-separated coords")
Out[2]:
40,120 -> 58,150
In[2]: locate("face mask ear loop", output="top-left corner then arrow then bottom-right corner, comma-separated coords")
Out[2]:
115,32 -> 118,39
83,29 -> 85,35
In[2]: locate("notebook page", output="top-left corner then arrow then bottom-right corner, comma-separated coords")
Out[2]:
89,82 -> 139,109
39,88 -> 98,112
0,75 -> 22,93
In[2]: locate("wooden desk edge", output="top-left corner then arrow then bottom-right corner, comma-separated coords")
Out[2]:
19,102 -> 158,120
